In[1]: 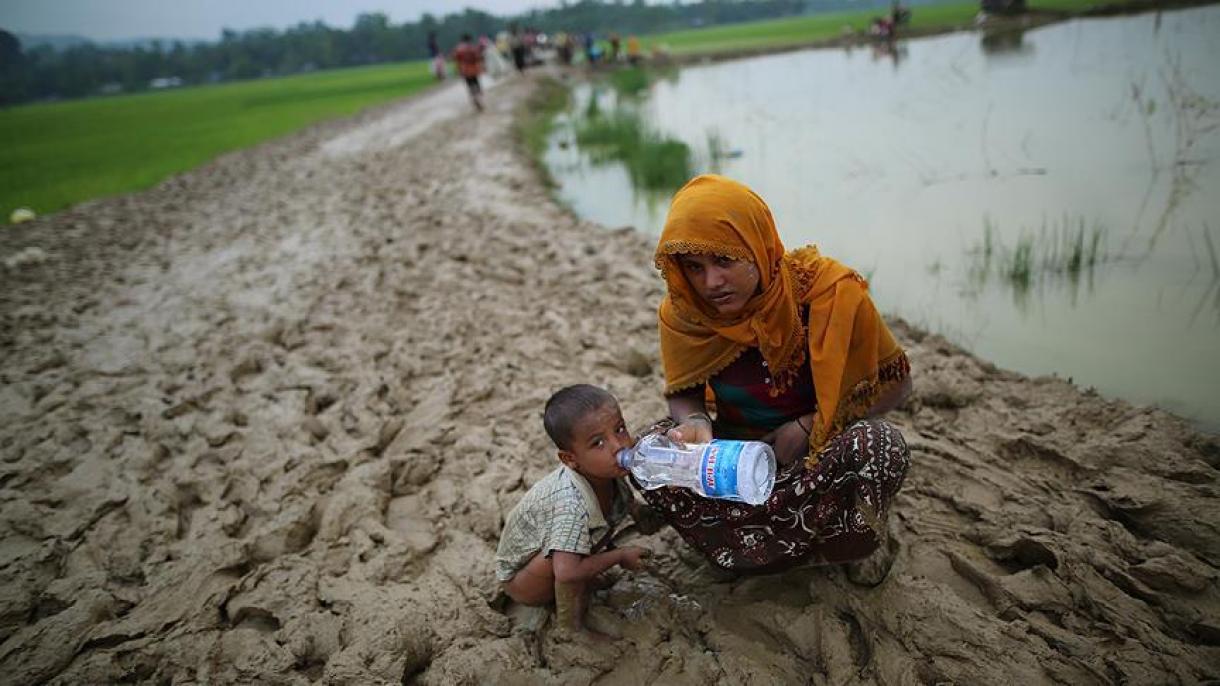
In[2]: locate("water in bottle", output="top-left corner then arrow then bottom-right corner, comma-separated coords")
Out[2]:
617,432 -> 776,505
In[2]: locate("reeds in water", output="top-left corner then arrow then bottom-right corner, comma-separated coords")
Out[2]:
574,109 -> 691,190
610,68 -> 651,97
970,214 -> 1111,299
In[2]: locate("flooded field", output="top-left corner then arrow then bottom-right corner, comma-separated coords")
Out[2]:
545,6 -> 1220,430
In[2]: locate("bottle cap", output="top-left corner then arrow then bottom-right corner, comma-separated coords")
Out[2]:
616,448 -> 631,468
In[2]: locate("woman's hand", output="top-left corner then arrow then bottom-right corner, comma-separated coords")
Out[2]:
665,390 -> 712,446
762,416 -> 812,466
665,414 -> 713,446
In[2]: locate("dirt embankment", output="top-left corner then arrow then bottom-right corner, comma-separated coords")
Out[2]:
1,74 -> 1218,684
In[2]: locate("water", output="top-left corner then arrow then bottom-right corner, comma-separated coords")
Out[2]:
619,434 -> 777,505
545,7 -> 1220,431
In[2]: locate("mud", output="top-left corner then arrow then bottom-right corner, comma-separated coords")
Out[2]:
1,73 -> 1217,684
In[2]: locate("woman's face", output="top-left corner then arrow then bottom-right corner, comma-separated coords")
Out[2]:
676,253 -> 761,316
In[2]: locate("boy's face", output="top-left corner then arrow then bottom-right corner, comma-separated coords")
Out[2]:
559,401 -> 633,481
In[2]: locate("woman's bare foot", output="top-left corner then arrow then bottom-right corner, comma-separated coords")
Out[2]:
846,515 -> 899,587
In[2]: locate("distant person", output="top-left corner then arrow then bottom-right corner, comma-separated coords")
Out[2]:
626,35 -> 642,65
452,34 -> 485,111
480,34 -> 510,78
556,31 -> 574,65
509,24 -> 527,72
583,32 -> 599,65
609,32 -> 621,62
495,385 -> 657,637
870,15 -> 896,40
524,27 -> 539,66
427,31 -> 445,81
891,1 -> 912,26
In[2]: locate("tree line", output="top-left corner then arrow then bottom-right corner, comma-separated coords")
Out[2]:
0,0 -> 824,106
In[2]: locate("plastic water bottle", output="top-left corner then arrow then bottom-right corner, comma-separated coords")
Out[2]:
617,433 -> 776,505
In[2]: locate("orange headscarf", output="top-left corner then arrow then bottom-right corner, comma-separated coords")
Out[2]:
655,175 -> 909,460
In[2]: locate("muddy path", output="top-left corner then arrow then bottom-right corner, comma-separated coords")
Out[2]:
1,73 -> 1217,685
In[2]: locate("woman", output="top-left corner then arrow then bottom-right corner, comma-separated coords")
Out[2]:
642,175 -> 913,583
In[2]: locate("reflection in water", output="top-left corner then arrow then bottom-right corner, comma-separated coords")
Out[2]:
1121,54 -> 1220,263
545,6 -> 1220,429
705,129 -> 746,175
871,39 -> 909,69
981,27 -> 1035,58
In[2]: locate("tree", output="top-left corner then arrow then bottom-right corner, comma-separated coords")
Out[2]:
0,30 -> 26,104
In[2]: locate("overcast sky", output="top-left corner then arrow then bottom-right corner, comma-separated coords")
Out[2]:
2,0 -> 560,42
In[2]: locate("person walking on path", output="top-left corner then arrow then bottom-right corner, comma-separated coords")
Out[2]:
638,174 -> 913,585
509,24 -> 527,73
452,33 -> 485,111
480,34 -> 510,78
427,31 -> 445,80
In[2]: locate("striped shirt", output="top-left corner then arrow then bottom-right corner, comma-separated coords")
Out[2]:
495,466 -> 630,582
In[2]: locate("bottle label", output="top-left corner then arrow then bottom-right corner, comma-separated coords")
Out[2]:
700,440 -> 743,498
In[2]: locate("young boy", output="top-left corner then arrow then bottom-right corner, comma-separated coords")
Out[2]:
495,384 -> 654,635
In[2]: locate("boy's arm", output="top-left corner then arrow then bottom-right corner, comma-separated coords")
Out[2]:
552,548 -> 649,631
552,547 -> 637,584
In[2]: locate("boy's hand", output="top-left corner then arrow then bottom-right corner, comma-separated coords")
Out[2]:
618,546 -> 652,571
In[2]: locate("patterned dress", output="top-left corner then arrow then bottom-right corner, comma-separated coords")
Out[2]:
637,341 -> 910,574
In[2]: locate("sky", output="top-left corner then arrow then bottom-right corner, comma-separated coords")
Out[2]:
2,0 -> 559,42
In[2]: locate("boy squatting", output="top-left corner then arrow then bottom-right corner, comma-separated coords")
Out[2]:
494,384 -> 661,636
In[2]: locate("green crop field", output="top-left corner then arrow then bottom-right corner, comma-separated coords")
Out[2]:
1,61 -> 434,218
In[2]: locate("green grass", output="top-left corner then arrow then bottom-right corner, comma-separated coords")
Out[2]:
609,67 -> 652,97
0,60 -> 434,218
574,110 -> 692,190
514,77 -> 571,188
1008,235 -> 1035,291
